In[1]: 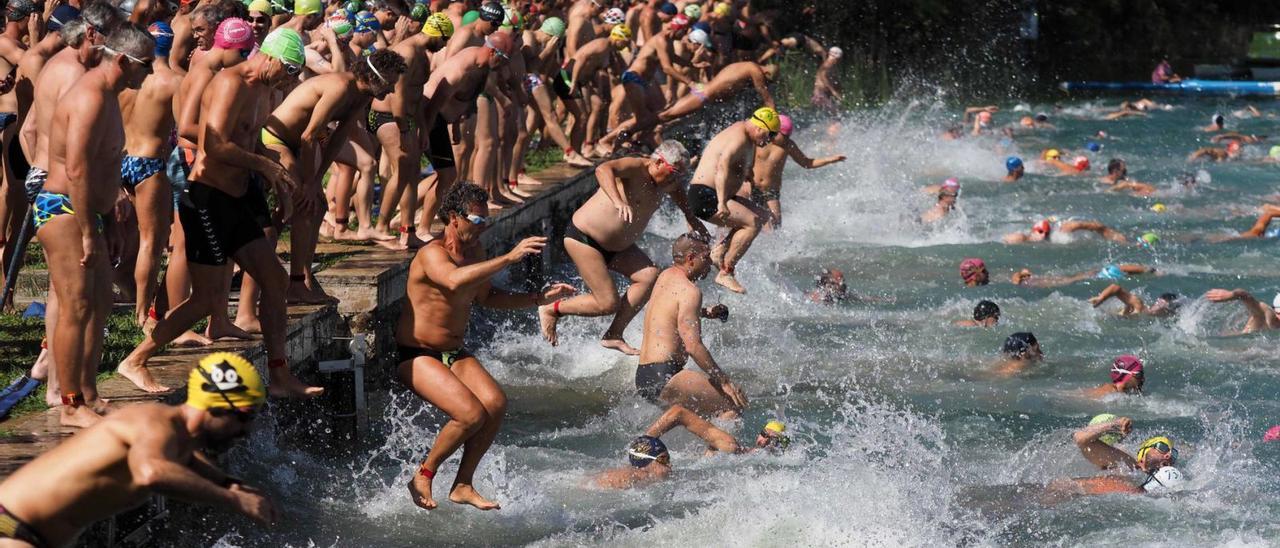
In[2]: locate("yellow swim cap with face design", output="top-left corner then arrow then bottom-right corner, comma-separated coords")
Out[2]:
186,353 -> 266,411
749,106 -> 781,133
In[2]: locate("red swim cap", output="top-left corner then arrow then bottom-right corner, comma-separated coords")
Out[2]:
214,17 -> 254,51
1073,156 -> 1090,170
1032,220 -> 1051,235
1110,355 -> 1144,383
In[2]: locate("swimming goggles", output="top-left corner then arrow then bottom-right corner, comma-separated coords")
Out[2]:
466,214 -> 489,226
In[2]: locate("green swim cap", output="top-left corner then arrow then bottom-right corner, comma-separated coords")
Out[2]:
294,0 -> 321,15
1139,232 -> 1160,247
409,3 -> 427,22
462,10 -> 479,26
1270,145 -> 1280,159
1089,413 -> 1122,446
343,0 -> 362,13
260,27 -> 306,68
539,16 -> 564,37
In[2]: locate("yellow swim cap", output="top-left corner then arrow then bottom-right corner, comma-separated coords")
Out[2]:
764,420 -> 786,434
749,106 -> 781,133
423,12 -> 454,38
186,353 -> 266,411
1043,148 -> 1060,160
610,23 -> 631,41
1135,436 -> 1176,464
294,0 -> 321,15
1151,203 -> 1166,213
247,0 -> 271,14
713,2 -> 730,17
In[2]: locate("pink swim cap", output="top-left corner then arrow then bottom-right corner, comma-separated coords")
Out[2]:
1265,425 -> 1280,442
778,114 -> 793,136
214,17 -> 255,51
1109,355 -> 1144,384
941,177 -> 960,194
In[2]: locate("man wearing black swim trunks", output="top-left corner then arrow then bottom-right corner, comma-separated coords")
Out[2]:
118,28 -> 323,400
398,182 -> 575,512
634,233 -> 745,419
537,141 -> 705,355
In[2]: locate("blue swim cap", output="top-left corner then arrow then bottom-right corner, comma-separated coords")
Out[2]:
1086,141 -> 1102,152
1097,265 -> 1125,281
1265,225 -> 1280,239
1006,156 -> 1023,173
626,435 -> 669,468
692,21 -> 711,34
354,10 -> 380,32
148,21 -> 175,58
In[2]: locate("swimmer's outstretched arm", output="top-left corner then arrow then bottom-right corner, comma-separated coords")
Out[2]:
644,406 -> 740,453
1204,288 -> 1275,332
129,427 -> 276,523
1237,206 -> 1280,238
1072,417 -> 1137,471
783,139 -> 845,169
1089,283 -> 1144,315
1060,220 -> 1127,243
677,287 -> 748,410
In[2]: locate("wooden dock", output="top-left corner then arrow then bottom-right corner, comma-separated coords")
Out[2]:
0,160 -> 600,482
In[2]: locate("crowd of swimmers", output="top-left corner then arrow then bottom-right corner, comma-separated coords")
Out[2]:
0,0 -> 854,543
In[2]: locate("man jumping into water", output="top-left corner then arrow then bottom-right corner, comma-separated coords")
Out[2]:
635,232 -> 746,418
743,113 -> 845,229
398,182 -> 575,511
684,107 -> 779,293
538,141 -> 704,354
0,353 -> 275,547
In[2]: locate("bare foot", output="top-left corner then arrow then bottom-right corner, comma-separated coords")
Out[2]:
267,368 -> 324,399
499,190 -> 526,204
117,361 -> 172,393
414,230 -> 435,244
517,173 -> 545,186
564,151 -> 594,168
88,397 -> 111,415
59,404 -> 103,428
510,186 -> 536,199
286,281 -> 315,304
449,483 -> 500,510
318,220 -> 335,240
333,226 -> 367,242
715,271 -> 746,294
206,321 -> 255,341
234,317 -> 263,335
367,228 -> 399,242
304,283 -> 340,305
173,330 -> 214,347
408,473 -> 438,510
487,200 -> 509,211
600,338 -> 639,355
538,304 -> 560,346
375,238 -> 408,251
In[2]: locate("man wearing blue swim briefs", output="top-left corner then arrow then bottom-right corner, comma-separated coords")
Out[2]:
119,21 -> 183,328
37,24 -> 151,429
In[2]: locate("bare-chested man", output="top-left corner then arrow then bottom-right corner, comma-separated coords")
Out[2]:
521,17 -> 594,168
368,8 -> 465,247
262,49 -> 406,302
562,24 -> 630,154
742,113 -> 844,229
398,182 -> 575,511
0,0 -> 35,290
119,22 -> 182,328
635,232 -> 747,418
811,46 -> 842,112
564,0 -> 604,59
36,24 -> 151,428
683,107 -> 778,293
595,16 -> 697,154
416,35 -> 509,235
0,353 -> 275,548
117,28 -> 323,399
538,141 -> 705,354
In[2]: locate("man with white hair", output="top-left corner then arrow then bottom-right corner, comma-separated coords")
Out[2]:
539,141 -> 709,355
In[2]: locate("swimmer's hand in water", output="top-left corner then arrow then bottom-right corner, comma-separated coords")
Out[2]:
230,483 -> 278,525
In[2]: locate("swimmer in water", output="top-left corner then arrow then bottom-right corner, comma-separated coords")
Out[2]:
1083,354 -> 1144,398
967,106 -> 997,136
1003,218 -> 1129,244
991,331 -> 1043,377
1055,416 -> 1184,497
1100,158 -> 1156,195
1040,148 -> 1089,175
958,258 -> 989,287
954,300 -> 999,327
1012,263 -> 1154,287
1018,113 -> 1054,130
1202,288 -> 1280,334
593,405 -> 791,489
940,125 -> 964,140
1187,140 -> 1241,162
1210,132 -> 1267,145
0,353 -> 275,548
919,178 -> 959,224
1089,285 -> 1181,317
807,268 -> 847,304
1004,156 -> 1024,182
1219,203 -> 1280,240
1202,112 -> 1225,132
1102,101 -> 1149,121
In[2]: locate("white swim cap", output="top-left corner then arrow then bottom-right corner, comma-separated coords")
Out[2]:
828,46 -> 843,59
1143,466 -> 1186,493
1273,292 -> 1280,310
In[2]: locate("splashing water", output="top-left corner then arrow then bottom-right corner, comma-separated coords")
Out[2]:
159,97 -> 1280,545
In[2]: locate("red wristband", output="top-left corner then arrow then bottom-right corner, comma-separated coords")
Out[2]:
418,463 -> 435,479
268,358 -> 287,369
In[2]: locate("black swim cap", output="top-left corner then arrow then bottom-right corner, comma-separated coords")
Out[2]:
479,1 -> 504,23
1001,332 -> 1037,357
973,300 -> 1000,321
627,436 -> 669,468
